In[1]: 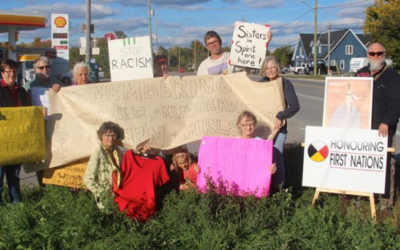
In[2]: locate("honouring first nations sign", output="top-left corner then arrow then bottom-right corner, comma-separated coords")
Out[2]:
303,126 -> 388,194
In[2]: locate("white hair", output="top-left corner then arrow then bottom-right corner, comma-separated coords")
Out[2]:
72,62 -> 91,81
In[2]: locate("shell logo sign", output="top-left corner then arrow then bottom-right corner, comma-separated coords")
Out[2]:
54,16 -> 67,28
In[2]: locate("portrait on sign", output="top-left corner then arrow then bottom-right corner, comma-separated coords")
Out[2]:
323,77 -> 373,129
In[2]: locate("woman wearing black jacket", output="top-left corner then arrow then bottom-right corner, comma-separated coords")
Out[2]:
259,56 -> 300,192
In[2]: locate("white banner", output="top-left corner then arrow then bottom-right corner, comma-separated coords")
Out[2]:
303,126 -> 388,194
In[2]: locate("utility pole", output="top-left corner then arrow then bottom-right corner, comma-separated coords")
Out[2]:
156,17 -> 159,55
85,0 -> 91,63
328,23 -> 331,75
178,46 -> 181,70
148,0 -> 154,57
313,0 -> 318,76
194,41 -> 196,72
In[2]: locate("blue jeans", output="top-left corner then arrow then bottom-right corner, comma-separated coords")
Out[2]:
271,132 -> 287,192
0,164 -> 22,204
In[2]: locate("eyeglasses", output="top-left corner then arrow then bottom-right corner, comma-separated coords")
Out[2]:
3,70 -> 17,75
368,51 -> 385,57
206,40 -> 220,47
241,123 -> 255,128
37,65 -> 51,70
266,67 -> 277,71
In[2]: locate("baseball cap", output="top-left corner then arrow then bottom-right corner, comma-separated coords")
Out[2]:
154,54 -> 167,63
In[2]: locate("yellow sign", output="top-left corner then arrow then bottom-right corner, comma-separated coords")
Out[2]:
0,107 -> 45,165
43,158 -> 88,189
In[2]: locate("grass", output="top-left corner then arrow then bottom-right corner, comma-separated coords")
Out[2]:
1,143 -> 400,249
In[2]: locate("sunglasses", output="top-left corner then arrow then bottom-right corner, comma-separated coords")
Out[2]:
37,65 -> 51,70
368,51 -> 385,57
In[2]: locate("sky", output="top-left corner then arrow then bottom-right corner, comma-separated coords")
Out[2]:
0,0 -> 375,51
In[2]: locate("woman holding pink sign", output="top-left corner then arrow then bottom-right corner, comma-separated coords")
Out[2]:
236,111 -> 277,176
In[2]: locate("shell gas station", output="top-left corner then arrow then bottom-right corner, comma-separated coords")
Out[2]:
0,12 -> 48,61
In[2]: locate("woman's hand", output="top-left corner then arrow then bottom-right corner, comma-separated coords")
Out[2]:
269,163 -> 277,174
274,118 -> 284,131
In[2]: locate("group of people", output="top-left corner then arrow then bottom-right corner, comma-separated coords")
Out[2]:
0,57 -> 93,204
0,28 -> 399,217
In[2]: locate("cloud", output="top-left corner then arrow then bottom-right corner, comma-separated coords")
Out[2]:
13,3 -> 119,20
222,0 -> 239,3
96,0 -> 211,7
243,0 -> 282,8
93,18 -> 148,34
337,7 -> 366,19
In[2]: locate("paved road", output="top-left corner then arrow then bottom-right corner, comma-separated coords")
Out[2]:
19,73 -> 400,186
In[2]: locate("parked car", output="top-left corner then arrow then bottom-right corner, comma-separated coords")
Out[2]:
305,65 -> 337,75
179,68 -> 184,73
281,67 -> 290,74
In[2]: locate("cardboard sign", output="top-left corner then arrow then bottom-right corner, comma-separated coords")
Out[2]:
0,107 -> 45,165
302,126 -> 387,194
230,22 -> 270,69
45,73 -> 285,168
323,77 -> 373,129
108,36 -> 153,81
43,157 -> 89,188
197,136 -> 273,197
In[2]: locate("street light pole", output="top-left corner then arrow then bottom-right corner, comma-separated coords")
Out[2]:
148,0 -> 154,57
85,0 -> 91,63
313,0 -> 318,76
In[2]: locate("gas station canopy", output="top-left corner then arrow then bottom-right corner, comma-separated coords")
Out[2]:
0,12 -> 46,33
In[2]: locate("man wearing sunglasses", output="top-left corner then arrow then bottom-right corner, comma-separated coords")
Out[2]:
24,56 -> 62,95
356,43 -> 400,207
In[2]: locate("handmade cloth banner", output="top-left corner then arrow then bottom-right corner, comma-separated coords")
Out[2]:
42,157 -> 89,189
0,107 -> 45,166
197,136 -> 273,197
303,126 -> 387,194
45,72 -> 284,168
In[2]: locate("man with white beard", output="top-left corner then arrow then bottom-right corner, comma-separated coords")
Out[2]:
356,42 -> 400,207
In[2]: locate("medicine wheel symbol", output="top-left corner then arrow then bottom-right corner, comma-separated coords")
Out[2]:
308,141 -> 329,162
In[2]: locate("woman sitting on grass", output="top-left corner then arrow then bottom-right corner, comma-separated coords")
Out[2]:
84,122 -> 124,211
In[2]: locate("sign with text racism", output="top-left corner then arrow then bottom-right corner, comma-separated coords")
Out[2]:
323,77 -> 373,129
108,36 -> 153,81
43,158 -> 89,188
0,107 -> 45,166
44,72 -> 285,168
230,22 -> 271,69
303,126 -> 387,194
31,87 -> 51,118
197,136 -> 273,197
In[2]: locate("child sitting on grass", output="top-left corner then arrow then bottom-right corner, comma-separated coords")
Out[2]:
171,152 -> 200,191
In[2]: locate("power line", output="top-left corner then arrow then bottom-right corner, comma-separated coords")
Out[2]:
275,9 -> 314,29
319,0 -> 371,9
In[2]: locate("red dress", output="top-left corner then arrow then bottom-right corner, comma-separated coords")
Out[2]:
114,151 -> 169,222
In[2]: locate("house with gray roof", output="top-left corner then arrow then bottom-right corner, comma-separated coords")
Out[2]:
292,29 -> 370,73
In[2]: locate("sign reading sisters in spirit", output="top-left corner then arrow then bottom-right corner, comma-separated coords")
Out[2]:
230,22 -> 271,69
108,36 -> 153,81
303,126 -> 387,194
323,77 -> 373,129
197,136 -> 273,197
46,72 -> 285,168
0,107 -> 46,165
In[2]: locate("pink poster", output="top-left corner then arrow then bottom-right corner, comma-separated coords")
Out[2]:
197,136 -> 273,197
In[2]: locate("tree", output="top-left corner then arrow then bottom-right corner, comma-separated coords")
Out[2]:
114,30 -> 127,39
363,0 -> 400,70
272,46 -> 293,67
